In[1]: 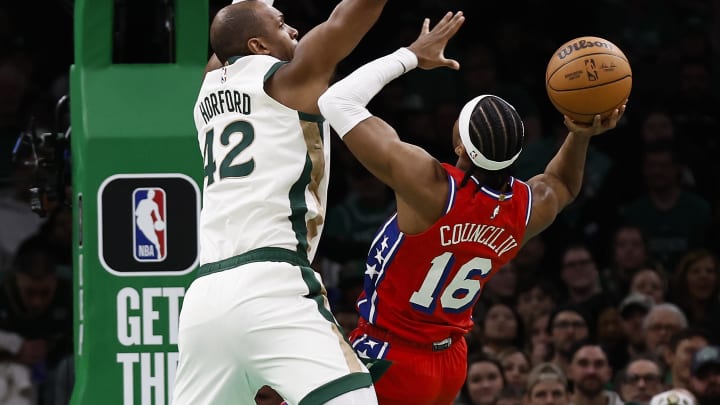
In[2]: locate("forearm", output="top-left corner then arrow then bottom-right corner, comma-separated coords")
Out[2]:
322,0 -> 387,61
318,48 -> 417,136
543,132 -> 591,201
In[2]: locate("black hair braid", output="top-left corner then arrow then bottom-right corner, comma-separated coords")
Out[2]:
461,96 -> 524,191
468,96 -> 524,163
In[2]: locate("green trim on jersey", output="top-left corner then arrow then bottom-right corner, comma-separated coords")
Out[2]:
196,247 -> 310,277
299,373 -> 373,405
227,55 -> 242,64
263,61 -> 287,82
262,61 -> 325,121
299,111 -> 324,123
288,155 -> 312,257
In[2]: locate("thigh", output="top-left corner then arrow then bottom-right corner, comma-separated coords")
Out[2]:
173,274 -> 255,405
247,281 -> 371,404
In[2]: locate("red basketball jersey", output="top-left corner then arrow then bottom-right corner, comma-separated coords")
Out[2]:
356,163 -> 532,343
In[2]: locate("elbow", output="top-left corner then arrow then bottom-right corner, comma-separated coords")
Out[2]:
318,91 -> 372,138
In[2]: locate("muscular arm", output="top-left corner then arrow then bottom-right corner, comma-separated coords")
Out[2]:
523,110 -> 625,243
343,117 -> 449,232
319,14 -> 464,232
268,0 -> 387,114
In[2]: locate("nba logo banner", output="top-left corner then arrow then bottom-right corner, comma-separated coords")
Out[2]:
98,174 -> 199,276
132,188 -> 167,262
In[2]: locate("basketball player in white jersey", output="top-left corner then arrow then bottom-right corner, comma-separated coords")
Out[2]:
172,1 -> 388,404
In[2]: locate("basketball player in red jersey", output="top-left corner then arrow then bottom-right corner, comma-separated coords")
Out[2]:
318,12 -> 626,405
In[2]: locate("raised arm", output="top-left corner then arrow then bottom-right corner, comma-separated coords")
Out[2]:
523,109 -> 626,243
319,12 -> 464,231
269,0 -> 388,113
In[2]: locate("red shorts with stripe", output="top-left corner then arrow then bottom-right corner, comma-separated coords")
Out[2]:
349,323 -> 467,405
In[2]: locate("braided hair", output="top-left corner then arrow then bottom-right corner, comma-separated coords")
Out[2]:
457,95 -> 525,190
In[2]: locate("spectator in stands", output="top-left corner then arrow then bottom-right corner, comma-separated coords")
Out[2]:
644,303 -> 688,359
601,225 -> 651,301
524,362 -> 570,405
664,329 -> 710,390
528,310 -> 552,366
456,353 -> 506,405
688,346 -> 720,405
515,276 -> 557,331
619,293 -> 655,359
559,244 -> 611,331
498,348 -> 531,391
547,306 -> 590,373
0,234 -> 72,403
620,142 -> 711,271
617,355 -> 666,405
670,249 -> 720,341
630,267 -> 667,305
566,342 -> 624,405
481,302 -> 525,357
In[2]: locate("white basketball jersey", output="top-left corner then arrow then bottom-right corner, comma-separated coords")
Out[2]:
193,55 -> 330,266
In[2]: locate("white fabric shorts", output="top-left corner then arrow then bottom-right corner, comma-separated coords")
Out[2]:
172,252 -> 372,405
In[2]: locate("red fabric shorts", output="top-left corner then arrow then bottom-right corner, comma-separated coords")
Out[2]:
349,324 -> 467,405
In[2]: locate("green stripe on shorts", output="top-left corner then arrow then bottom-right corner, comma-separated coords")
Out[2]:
196,247 -> 309,277
299,372 -> 373,405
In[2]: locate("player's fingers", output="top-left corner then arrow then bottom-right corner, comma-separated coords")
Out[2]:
443,58 -> 461,70
421,17 -> 430,34
444,13 -> 465,37
436,11 -> 463,36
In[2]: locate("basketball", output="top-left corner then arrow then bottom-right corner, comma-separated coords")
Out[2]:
154,220 -> 165,231
545,36 -> 632,123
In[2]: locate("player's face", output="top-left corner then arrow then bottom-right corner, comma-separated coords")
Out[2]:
258,6 -> 298,61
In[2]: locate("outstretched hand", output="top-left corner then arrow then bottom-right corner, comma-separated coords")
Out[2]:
564,100 -> 628,138
407,11 -> 465,71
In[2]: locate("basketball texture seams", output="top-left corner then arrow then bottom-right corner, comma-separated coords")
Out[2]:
545,36 -> 632,123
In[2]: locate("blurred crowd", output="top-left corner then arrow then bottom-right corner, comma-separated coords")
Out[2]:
0,0 -> 719,404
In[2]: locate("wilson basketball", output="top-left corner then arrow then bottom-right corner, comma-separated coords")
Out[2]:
546,36 -> 632,123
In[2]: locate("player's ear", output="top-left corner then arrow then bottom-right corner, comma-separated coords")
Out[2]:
247,37 -> 270,55
454,144 -> 465,158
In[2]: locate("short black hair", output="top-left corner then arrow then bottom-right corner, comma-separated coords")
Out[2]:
568,339 -> 608,364
546,304 -> 590,334
210,1 -> 267,62
669,328 -> 713,353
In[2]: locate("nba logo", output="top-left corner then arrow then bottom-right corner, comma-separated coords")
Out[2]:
132,187 -> 167,262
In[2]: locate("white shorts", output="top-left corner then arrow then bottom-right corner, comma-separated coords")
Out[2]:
172,250 -> 372,405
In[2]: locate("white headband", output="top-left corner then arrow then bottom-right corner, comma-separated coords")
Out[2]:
458,94 -> 523,170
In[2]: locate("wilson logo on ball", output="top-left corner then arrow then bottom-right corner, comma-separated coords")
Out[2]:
556,39 -> 614,60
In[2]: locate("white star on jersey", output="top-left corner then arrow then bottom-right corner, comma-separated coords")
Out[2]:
374,248 -> 385,264
380,236 -> 389,251
365,263 -> 379,279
